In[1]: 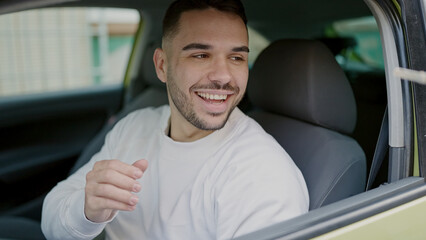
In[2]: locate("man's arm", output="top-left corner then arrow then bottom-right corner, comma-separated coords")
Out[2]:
41,115 -> 148,240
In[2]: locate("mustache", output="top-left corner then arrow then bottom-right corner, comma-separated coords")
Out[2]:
190,81 -> 239,93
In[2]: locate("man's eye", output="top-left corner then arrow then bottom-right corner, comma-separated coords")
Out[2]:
231,56 -> 245,61
194,54 -> 208,59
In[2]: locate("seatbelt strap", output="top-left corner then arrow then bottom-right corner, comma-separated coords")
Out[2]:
366,107 -> 389,190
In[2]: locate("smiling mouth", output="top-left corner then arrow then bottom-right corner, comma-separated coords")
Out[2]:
196,92 -> 230,103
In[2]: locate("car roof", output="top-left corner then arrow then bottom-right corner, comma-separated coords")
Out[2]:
0,0 -> 372,40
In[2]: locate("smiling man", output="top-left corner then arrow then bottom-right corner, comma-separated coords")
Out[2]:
155,6 -> 250,141
41,0 -> 309,239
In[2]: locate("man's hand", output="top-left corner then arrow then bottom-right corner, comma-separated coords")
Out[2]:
84,159 -> 148,223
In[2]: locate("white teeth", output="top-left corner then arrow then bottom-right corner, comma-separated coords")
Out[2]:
198,92 -> 227,100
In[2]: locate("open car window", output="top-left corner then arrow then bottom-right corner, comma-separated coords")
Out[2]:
0,7 -> 139,97
330,16 -> 384,71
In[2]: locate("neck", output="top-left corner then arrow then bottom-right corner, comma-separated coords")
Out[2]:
169,118 -> 214,142
168,104 -> 214,142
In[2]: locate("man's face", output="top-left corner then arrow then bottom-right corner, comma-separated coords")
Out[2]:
156,8 -> 249,135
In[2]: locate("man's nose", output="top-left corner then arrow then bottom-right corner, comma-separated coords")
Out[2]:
207,57 -> 232,84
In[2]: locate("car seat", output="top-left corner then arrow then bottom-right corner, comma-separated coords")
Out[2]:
0,41 -> 168,239
247,39 -> 366,209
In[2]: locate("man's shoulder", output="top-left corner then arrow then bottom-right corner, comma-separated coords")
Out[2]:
221,112 -> 308,194
224,111 -> 292,165
216,112 -> 309,209
233,113 -> 282,150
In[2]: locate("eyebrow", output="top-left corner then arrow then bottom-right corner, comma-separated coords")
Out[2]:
182,43 -> 250,53
182,43 -> 212,51
232,46 -> 250,53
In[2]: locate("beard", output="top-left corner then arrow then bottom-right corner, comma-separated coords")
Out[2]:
166,69 -> 242,131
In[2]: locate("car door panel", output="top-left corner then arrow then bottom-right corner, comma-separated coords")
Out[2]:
311,196 -> 426,240
236,177 -> 426,240
0,84 -> 122,212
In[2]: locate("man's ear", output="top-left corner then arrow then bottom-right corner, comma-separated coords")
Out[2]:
153,48 -> 167,83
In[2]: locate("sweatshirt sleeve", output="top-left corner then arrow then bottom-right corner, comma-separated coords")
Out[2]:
41,118 -> 125,240
214,143 -> 309,240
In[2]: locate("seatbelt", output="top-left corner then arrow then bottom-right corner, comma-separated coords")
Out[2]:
366,107 -> 389,190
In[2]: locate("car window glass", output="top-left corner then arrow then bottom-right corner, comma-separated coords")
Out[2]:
326,16 -> 384,72
0,7 -> 140,97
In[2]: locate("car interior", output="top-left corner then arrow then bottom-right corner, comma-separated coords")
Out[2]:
0,0 -> 391,239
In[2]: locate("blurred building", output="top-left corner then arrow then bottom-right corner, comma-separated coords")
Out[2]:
0,8 -> 139,96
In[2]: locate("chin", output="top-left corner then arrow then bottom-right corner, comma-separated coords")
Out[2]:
198,112 -> 229,130
190,104 -> 237,131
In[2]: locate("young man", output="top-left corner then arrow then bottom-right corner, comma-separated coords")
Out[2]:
41,0 -> 309,239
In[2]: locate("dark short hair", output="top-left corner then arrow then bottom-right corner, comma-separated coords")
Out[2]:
162,0 -> 247,42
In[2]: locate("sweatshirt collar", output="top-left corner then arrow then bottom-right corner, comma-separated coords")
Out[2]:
159,107 -> 244,159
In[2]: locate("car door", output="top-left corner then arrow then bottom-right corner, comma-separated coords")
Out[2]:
0,6 -> 141,217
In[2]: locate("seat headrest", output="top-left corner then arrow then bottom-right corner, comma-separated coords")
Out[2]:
248,39 -> 356,134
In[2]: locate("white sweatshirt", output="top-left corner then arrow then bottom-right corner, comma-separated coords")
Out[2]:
42,106 -> 309,240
